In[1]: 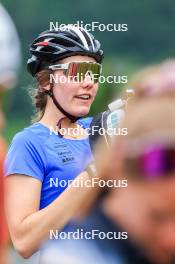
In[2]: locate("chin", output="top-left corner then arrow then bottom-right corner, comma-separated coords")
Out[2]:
74,107 -> 90,117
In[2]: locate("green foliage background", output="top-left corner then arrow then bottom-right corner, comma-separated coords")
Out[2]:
1,0 -> 175,142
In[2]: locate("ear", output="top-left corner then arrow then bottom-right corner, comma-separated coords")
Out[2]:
39,83 -> 51,93
42,84 -> 50,91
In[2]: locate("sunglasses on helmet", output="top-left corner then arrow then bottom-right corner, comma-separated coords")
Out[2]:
48,61 -> 102,83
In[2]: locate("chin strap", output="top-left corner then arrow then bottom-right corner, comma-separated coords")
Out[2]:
45,88 -> 80,123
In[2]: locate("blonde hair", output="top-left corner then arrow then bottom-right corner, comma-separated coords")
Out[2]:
129,59 -> 175,98
120,59 -> 175,138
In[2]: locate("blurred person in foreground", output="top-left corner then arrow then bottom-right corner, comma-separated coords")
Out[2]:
41,60 -> 175,264
0,3 -> 21,263
103,60 -> 175,264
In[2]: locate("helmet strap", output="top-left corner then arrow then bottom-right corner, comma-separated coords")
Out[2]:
45,86 -> 80,123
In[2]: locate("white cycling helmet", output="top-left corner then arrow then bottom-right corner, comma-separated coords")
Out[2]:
0,4 -> 21,90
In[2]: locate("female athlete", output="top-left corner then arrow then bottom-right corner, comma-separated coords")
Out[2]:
5,25 -> 103,259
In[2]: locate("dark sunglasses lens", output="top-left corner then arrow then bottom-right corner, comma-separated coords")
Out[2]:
140,148 -> 175,179
125,147 -> 175,180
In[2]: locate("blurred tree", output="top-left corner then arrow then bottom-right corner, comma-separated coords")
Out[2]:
1,0 -> 175,140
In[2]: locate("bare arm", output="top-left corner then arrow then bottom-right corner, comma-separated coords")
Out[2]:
5,171 -> 94,258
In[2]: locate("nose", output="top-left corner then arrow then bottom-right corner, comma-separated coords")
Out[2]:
81,73 -> 94,89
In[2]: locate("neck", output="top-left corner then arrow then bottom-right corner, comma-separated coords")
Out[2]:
39,98 -> 74,129
38,98 -> 88,139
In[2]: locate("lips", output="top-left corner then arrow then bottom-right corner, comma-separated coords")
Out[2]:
75,94 -> 92,100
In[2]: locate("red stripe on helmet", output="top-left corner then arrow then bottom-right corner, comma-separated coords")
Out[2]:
36,41 -> 49,46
